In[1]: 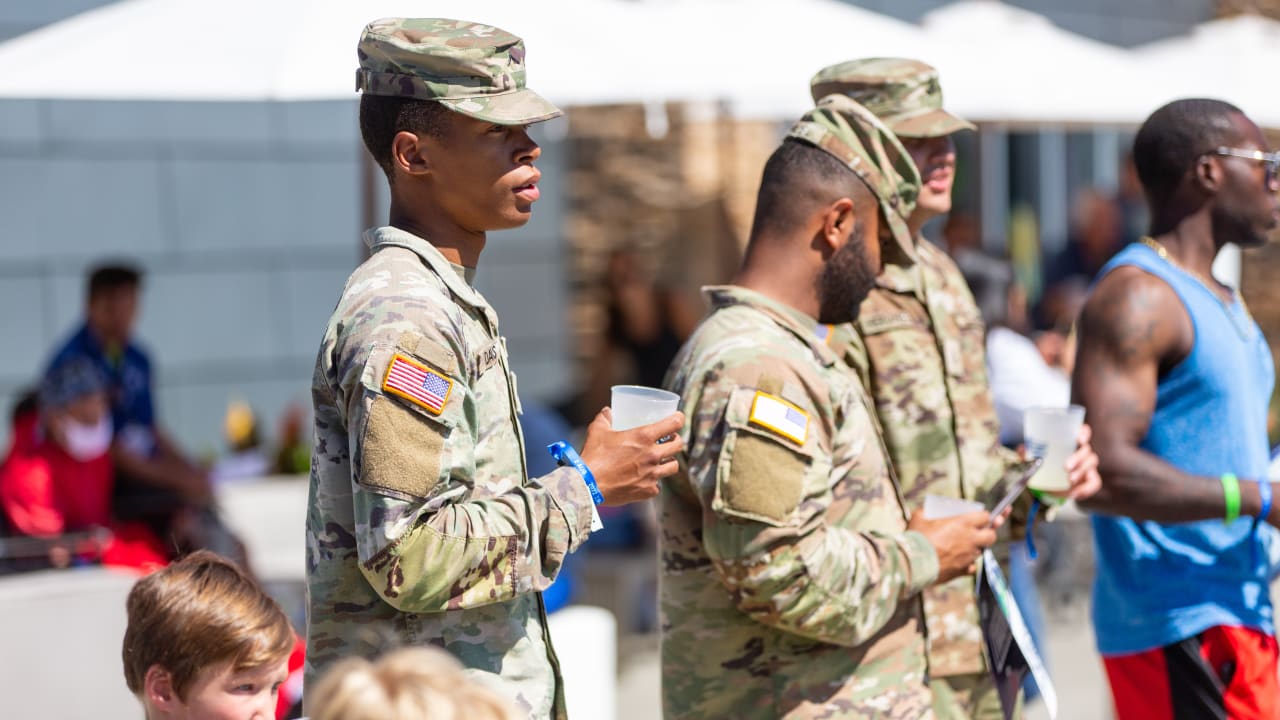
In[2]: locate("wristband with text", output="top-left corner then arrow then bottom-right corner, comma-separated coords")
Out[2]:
548,441 -> 604,532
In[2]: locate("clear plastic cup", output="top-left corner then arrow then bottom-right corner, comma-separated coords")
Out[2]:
922,494 -> 985,519
610,385 -> 680,431
1023,404 -> 1086,492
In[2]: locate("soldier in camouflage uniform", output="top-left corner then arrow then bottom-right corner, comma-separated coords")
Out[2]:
809,59 -> 1101,718
661,94 -> 1003,719
305,18 -> 685,718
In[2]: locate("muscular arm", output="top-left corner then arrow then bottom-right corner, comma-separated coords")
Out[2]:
1073,267 -> 1272,522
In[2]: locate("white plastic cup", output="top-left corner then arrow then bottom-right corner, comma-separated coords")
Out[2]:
922,494 -> 985,520
610,385 -> 680,431
1023,405 -> 1085,491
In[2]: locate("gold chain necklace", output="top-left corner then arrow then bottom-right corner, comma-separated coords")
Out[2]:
1139,236 -> 1256,339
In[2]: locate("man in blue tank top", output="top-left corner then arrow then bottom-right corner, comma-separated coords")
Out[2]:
1074,98 -> 1280,719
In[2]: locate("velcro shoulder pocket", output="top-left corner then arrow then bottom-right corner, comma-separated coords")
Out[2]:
713,387 -> 816,527
359,395 -> 446,501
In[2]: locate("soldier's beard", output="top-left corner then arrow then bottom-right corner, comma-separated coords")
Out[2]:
816,222 -> 876,324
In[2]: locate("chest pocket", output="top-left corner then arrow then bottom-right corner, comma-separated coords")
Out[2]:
713,387 -> 820,527
857,302 -> 940,383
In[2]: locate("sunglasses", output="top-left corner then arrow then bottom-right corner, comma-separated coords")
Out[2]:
1210,146 -> 1280,188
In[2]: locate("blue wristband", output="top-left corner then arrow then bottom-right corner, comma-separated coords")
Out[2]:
1255,478 -> 1272,569
547,441 -> 604,506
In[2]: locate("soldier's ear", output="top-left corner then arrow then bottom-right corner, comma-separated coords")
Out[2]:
820,197 -> 856,256
391,131 -> 431,177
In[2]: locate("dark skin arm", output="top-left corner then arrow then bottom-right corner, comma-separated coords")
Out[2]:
1073,266 -> 1277,523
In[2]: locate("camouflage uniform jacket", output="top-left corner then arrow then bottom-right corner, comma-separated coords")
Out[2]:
304,226 -> 594,718
834,238 -> 1022,678
661,285 -> 940,719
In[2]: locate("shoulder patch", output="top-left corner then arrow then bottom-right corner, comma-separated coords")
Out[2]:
748,391 -> 808,445
382,353 -> 453,415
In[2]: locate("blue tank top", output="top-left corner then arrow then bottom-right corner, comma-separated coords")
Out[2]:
1090,243 -> 1275,655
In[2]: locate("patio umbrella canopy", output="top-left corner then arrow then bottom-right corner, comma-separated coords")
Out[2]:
916,0 -> 1151,126
1131,13 -> 1280,129
0,0 -> 1168,125
0,0 -> 923,116
0,0 -> 633,103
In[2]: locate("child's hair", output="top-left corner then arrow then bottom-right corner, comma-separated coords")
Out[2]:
122,550 -> 294,700
308,646 -> 519,720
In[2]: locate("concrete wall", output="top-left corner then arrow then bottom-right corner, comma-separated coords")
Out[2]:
0,99 -> 572,454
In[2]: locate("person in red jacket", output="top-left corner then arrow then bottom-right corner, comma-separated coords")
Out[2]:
0,359 -> 167,571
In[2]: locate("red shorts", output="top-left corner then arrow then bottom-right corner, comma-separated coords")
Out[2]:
1104,625 -> 1279,720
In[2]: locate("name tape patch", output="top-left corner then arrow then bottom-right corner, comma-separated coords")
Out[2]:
382,353 -> 453,415
748,391 -> 808,445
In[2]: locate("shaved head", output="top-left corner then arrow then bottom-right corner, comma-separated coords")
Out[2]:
1133,98 -> 1242,208
749,139 -> 875,245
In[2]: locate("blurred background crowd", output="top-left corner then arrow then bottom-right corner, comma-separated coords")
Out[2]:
4,0 -> 1280,718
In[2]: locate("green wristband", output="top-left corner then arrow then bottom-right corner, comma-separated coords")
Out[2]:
1221,473 -> 1241,524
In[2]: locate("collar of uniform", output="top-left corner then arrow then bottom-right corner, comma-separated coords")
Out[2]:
874,232 -> 925,295
364,226 -> 488,311
702,285 -> 838,367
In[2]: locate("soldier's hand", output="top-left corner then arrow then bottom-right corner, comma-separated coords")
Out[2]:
580,408 -> 685,506
907,509 -> 997,584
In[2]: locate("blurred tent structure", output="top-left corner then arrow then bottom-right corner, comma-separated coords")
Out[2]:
0,0 -> 925,118
1,0 -> 1277,141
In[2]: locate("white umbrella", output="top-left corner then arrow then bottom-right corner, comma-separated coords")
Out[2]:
918,0 -> 1149,125
1131,13 -> 1280,129
630,0 -> 929,119
0,0 -> 926,118
0,0 -> 641,104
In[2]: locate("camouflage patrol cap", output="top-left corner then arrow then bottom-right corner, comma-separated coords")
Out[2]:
356,18 -> 562,125
787,94 -> 921,252
809,58 -> 974,138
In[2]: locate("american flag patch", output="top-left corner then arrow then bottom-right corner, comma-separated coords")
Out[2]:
748,391 -> 809,445
382,353 -> 453,415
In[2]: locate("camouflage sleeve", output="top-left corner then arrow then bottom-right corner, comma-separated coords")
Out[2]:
337,324 -> 594,613
697,381 -> 938,648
